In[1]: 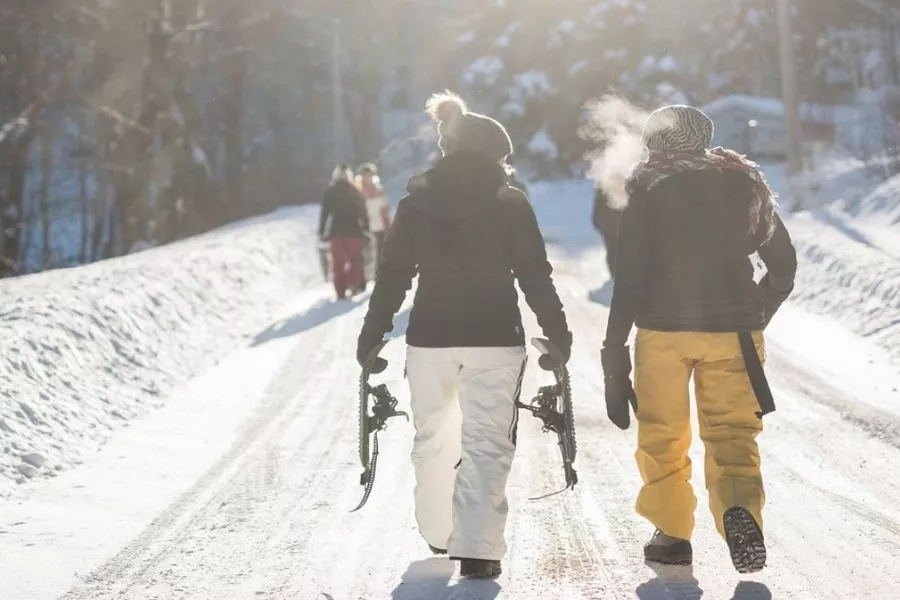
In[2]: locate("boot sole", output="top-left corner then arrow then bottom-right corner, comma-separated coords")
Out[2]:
460,567 -> 502,579
454,558 -> 502,579
643,554 -> 693,566
724,508 -> 767,574
644,546 -> 693,566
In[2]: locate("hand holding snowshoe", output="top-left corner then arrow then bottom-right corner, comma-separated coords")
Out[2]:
357,333 -> 388,374
539,331 -> 572,371
600,344 -> 637,430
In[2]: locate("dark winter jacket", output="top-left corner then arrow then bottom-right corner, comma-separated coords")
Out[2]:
605,169 -> 797,345
360,151 -> 571,350
318,180 -> 369,239
591,187 -> 622,240
592,186 -> 623,276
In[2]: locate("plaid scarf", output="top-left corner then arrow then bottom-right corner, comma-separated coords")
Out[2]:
630,147 -> 777,244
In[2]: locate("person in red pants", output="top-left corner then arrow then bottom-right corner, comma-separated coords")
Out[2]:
319,164 -> 369,299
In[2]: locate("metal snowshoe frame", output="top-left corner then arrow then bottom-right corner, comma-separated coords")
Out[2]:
516,337 -> 578,500
351,339 -> 407,512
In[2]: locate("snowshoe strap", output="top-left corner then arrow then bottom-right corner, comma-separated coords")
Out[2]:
738,332 -> 776,418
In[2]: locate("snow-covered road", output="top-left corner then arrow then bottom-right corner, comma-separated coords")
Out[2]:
3,209 -> 900,599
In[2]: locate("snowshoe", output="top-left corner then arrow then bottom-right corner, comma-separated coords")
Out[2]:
517,337 -> 578,499
427,544 -> 447,555
643,529 -> 693,566
458,558 -> 502,579
317,240 -> 331,281
724,507 -> 767,573
351,340 -> 407,512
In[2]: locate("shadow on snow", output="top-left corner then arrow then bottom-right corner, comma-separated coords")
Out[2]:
391,558 -> 501,600
635,563 -> 771,600
251,296 -> 367,346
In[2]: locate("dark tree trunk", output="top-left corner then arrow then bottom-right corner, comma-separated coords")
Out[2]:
222,4 -> 246,222
40,123 -> 52,269
114,0 -> 168,255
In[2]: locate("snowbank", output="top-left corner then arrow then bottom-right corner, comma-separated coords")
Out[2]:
756,162 -> 900,365
783,212 -> 900,362
0,206 -> 321,499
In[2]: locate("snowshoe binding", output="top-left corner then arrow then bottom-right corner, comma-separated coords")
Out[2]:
643,529 -> 693,566
458,558 -> 502,579
351,340 -> 407,512
724,507 -> 767,574
517,337 -> 578,500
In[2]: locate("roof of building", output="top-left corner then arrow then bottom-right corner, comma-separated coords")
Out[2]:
701,94 -> 844,126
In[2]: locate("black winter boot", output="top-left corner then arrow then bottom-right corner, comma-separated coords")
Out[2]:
643,529 -> 693,566
458,558 -> 502,579
723,507 -> 766,574
427,543 -> 447,555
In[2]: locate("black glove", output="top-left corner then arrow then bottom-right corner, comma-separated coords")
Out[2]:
600,344 -> 637,430
357,333 -> 387,374
539,331 -> 573,371
757,273 -> 792,329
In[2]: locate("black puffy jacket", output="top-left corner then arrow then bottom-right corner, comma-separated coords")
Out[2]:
318,180 -> 368,239
360,151 -> 571,349
605,168 -> 797,345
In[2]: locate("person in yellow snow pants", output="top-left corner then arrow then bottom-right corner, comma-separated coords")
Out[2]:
600,105 -> 797,574
633,329 -> 765,544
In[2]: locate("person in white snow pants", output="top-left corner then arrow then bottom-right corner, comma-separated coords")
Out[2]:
355,162 -> 392,280
357,91 -> 571,579
407,346 -> 525,561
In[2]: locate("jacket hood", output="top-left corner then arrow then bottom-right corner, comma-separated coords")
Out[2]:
329,179 -> 359,194
406,151 -> 508,220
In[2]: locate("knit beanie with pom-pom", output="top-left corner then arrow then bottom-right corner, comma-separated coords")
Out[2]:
425,91 -> 513,162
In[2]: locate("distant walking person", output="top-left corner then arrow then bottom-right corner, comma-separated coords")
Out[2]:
591,185 -> 622,278
357,91 -> 571,579
356,162 -> 392,278
601,105 -> 797,574
319,164 -> 369,300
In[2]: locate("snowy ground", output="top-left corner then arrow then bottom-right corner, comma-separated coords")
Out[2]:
2,170 -> 900,599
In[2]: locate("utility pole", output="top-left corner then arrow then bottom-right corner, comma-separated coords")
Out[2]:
776,0 -> 803,178
331,17 -> 343,166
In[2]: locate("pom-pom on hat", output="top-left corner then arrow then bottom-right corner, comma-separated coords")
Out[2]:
425,91 -> 513,162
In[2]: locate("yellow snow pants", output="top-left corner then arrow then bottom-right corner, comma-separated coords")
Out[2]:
633,328 -> 766,541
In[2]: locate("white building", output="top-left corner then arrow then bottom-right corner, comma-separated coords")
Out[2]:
701,95 -> 845,159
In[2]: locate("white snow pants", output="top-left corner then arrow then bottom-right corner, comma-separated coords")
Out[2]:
406,345 -> 526,561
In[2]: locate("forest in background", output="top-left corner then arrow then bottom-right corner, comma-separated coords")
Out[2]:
2,0 -> 899,276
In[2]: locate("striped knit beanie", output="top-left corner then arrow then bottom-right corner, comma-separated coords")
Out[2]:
641,105 -> 714,153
